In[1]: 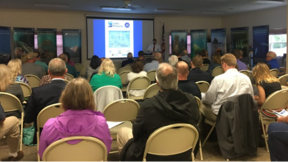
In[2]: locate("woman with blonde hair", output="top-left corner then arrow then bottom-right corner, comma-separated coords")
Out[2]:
253,63 -> 282,118
90,58 -> 122,92
38,78 -> 112,159
7,59 -> 29,85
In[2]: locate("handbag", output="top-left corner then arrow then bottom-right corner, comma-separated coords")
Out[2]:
23,124 -> 36,146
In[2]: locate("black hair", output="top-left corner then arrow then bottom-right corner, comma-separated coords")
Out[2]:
90,55 -> 101,70
153,39 -> 157,41
138,51 -> 144,57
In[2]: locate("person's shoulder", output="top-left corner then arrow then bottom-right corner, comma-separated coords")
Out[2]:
114,73 -> 121,78
43,117 -> 57,130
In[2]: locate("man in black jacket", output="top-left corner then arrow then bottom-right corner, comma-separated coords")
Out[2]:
188,55 -> 213,83
118,63 -> 199,161
24,58 -> 67,144
121,52 -> 134,67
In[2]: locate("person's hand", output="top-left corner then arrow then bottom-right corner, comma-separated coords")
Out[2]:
277,116 -> 288,123
254,95 -> 259,100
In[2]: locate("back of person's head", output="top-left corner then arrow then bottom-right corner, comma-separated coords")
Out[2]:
168,55 -> 178,66
131,59 -> 144,73
48,58 -> 67,76
14,47 -> 23,59
127,52 -> 133,59
200,49 -> 207,57
233,49 -> 243,59
0,54 -> 11,65
138,51 -> 144,58
7,59 -> 22,80
175,61 -> 189,77
266,51 -> 277,59
59,54 -> 68,62
154,52 -> 162,61
156,63 -> 178,91
90,55 -> 101,70
215,48 -> 222,56
26,52 -> 37,62
35,51 -> 41,59
213,53 -> 221,65
182,50 -> 188,56
0,64 -> 12,92
60,78 -> 95,111
192,55 -> 203,68
252,62 -> 279,84
63,52 -> 71,61
221,54 -> 237,67
98,58 -> 116,77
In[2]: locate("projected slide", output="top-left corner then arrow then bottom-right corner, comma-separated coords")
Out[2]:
86,18 -> 154,59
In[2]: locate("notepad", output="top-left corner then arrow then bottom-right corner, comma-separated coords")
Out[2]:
273,110 -> 288,117
107,121 -> 124,129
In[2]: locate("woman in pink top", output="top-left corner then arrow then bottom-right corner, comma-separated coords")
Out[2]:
38,78 -> 112,158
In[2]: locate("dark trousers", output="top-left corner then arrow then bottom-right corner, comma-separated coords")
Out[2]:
268,122 -> 288,161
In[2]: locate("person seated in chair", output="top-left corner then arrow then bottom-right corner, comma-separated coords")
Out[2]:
117,63 -> 199,161
59,54 -> 78,78
21,52 -> 44,78
127,59 -> 147,97
266,51 -> 280,70
188,55 -> 213,84
121,52 -> 134,67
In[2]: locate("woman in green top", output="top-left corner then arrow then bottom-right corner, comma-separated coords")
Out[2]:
90,58 -> 122,92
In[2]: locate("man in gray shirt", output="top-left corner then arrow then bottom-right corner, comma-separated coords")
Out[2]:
22,52 -> 44,78
143,52 -> 162,72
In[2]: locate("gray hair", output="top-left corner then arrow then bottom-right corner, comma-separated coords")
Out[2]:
156,63 -> 178,91
168,55 -> 178,66
154,52 -> 162,60
267,51 -> 277,59
48,58 -> 66,76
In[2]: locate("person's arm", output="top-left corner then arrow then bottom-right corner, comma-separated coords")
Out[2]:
278,116 -> 288,123
147,45 -> 151,52
72,67 -> 78,78
38,120 -> 54,159
97,115 -> 113,152
256,85 -> 266,106
24,90 -> 37,123
132,104 -> 146,141
117,75 -> 123,88
15,84 -> 24,103
202,78 -> 218,105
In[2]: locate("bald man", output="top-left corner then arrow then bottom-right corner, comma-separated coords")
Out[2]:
266,51 -> 280,69
176,61 -> 201,99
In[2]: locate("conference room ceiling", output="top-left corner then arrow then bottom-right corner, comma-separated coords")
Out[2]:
0,0 -> 286,15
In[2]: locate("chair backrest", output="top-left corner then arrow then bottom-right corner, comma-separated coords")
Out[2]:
94,86 -> 123,112
37,103 -> 63,131
127,76 -> 151,98
270,69 -> 279,77
239,70 -> 250,76
119,71 -> 130,85
143,124 -> 199,161
278,74 -> 288,86
195,81 -> 210,93
261,89 -> 288,110
143,83 -> 160,99
103,99 -> 140,121
42,136 -> 107,161
200,64 -> 209,72
15,82 -> 32,98
118,67 -> 131,74
79,66 -> 87,77
211,66 -> 223,77
66,73 -> 74,81
75,63 -> 83,72
0,92 -> 23,113
194,96 -> 202,108
88,74 -> 92,82
147,70 -> 156,82
124,63 -> 132,68
24,74 -> 40,88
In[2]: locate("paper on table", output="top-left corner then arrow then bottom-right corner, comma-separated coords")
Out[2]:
107,121 -> 124,129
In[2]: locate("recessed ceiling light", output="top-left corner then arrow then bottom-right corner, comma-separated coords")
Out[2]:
100,7 -> 132,11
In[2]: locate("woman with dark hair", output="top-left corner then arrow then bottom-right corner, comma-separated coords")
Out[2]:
63,52 -> 75,66
86,55 -> 101,78
199,49 -> 211,64
127,59 -> 147,97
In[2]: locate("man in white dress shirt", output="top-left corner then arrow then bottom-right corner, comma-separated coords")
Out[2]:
201,54 -> 253,122
143,52 -> 162,72
147,39 -> 161,53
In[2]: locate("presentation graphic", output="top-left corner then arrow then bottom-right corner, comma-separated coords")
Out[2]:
253,25 -> 269,64
171,30 -> 187,55
231,27 -> 249,58
190,29 -> 207,58
105,20 -> 134,58
211,28 -> 226,55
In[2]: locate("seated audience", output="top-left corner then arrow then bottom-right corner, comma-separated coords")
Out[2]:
0,116 -> 24,161
127,59 -> 147,97
253,63 -> 282,118
24,58 -> 67,144
59,53 -> 78,78
188,55 -> 213,83
0,65 -> 24,104
144,52 -> 162,72
207,53 -> 221,74
39,74 -> 69,86
268,116 -> 288,161
233,49 -> 247,71
38,78 -> 112,159
0,53 -> 11,65
90,58 -> 122,92
199,49 -> 211,64
121,52 -> 134,67
181,50 -> 191,64
63,52 -> 75,66
176,61 -> 201,99
201,54 -> 253,122
21,52 -> 44,78
168,55 -> 178,67
138,51 -> 146,65
176,52 -> 183,61
86,55 -> 101,78
117,63 -> 199,161
34,51 -> 48,74
266,51 -> 280,69
8,59 -> 29,85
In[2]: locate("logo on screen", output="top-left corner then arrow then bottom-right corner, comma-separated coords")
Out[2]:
125,23 -> 130,28
108,21 -> 113,27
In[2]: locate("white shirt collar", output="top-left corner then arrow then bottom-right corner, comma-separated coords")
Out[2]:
51,78 -> 64,81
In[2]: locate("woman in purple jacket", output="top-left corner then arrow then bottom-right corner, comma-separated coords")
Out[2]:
38,78 -> 112,158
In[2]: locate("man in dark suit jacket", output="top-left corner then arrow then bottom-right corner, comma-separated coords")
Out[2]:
188,55 -> 213,84
24,58 -> 67,144
176,61 -> 201,99
121,52 -> 134,67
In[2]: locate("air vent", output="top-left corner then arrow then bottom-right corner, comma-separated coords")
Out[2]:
251,0 -> 286,4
